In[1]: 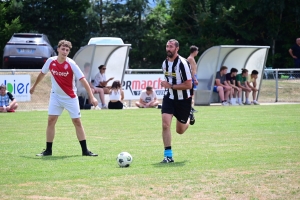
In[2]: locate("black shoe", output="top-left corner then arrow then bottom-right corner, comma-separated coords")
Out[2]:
36,149 -> 52,156
160,157 -> 174,163
82,150 -> 98,156
191,107 -> 198,113
189,111 -> 195,125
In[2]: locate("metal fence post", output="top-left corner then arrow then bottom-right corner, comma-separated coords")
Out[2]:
11,69 -> 16,75
275,69 -> 278,102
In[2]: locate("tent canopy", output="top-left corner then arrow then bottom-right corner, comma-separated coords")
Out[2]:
194,45 -> 270,105
73,44 -> 131,103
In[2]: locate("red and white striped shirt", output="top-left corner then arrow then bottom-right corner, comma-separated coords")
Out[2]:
41,56 -> 84,98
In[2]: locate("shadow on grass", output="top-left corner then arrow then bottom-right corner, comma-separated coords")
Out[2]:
151,160 -> 187,167
20,155 -> 81,160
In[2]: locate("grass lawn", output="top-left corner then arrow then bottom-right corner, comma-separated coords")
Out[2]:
1,105 -> 300,200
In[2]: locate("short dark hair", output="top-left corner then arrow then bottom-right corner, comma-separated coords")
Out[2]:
220,66 -> 228,71
251,70 -> 259,75
0,84 -> 6,90
168,39 -> 179,47
98,65 -> 105,70
241,68 -> 248,74
230,68 -> 238,73
146,86 -> 153,91
190,45 -> 198,53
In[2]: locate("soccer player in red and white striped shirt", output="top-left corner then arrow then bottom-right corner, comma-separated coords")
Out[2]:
30,40 -> 98,157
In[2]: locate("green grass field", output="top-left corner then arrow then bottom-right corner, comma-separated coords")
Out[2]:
1,105 -> 300,200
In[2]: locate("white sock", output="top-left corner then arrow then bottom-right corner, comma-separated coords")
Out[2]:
246,98 -> 249,103
238,98 -> 242,103
231,98 -> 236,104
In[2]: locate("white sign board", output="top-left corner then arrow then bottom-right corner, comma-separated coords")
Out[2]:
0,75 -> 31,101
122,74 -> 165,100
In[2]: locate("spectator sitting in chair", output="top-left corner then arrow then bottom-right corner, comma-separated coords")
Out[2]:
135,86 -> 159,108
0,84 -> 18,112
236,69 -> 252,105
247,70 -> 260,105
93,65 -> 114,94
108,80 -> 124,109
77,62 -> 107,109
226,68 -> 243,105
214,66 -> 232,106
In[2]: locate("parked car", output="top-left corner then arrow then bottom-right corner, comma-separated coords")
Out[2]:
2,33 -> 57,69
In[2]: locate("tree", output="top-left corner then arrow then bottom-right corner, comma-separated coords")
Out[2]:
0,1 -> 22,67
223,0 -> 300,67
167,0 -> 235,58
141,0 -> 171,68
6,0 -> 90,57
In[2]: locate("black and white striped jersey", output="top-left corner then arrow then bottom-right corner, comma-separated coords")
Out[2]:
162,55 -> 193,100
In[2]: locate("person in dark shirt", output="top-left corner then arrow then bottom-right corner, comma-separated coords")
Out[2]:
226,68 -> 242,105
288,38 -> 300,78
213,66 -> 232,106
0,84 -> 18,112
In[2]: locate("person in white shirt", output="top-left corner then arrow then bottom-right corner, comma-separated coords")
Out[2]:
247,70 -> 260,105
135,86 -> 159,108
77,63 -> 107,108
30,40 -> 98,157
93,65 -> 114,94
108,80 -> 124,109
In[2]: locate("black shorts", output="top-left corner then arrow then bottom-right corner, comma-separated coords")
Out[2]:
161,97 -> 192,124
108,101 -> 123,109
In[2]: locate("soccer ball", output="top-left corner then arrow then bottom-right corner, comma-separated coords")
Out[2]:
116,152 -> 133,167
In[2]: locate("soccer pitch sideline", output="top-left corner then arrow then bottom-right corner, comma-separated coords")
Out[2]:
1,105 -> 300,200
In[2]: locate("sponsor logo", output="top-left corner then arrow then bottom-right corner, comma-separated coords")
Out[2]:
3,79 -> 30,95
164,71 -> 176,77
51,69 -> 69,77
52,63 -> 56,66
0,75 -> 31,101
122,77 -> 164,96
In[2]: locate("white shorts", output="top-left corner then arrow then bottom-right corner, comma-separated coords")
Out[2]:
48,93 -> 81,118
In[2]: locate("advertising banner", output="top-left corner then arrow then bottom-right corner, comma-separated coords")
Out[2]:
122,74 -> 165,100
0,75 -> 31,101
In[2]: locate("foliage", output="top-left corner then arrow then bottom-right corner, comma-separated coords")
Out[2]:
0,1 -> 22,65
140,0 -> 171,68
1,0 -> 300,69
5,0 -> 90,57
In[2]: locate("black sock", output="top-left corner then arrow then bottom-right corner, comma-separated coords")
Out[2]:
46,142 -> 52,152
79,140 -> 88,153
165,146 -> 172,150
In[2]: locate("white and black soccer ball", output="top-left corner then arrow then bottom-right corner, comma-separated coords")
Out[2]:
116,152 -> 133,167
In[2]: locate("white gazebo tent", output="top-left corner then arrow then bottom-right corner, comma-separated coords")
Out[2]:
73,43 -> 131,104
194,45 -> 270,105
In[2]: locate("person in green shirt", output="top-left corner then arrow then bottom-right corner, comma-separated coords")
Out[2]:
236,69 -> 252,105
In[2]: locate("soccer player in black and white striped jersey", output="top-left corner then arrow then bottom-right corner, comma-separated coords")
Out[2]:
160,39 -> 195,163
